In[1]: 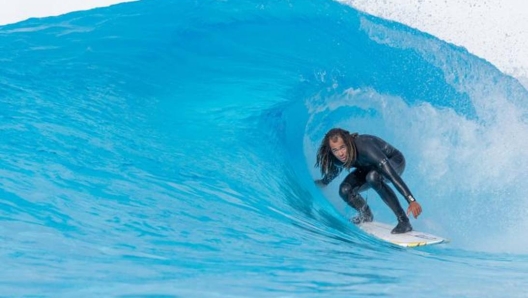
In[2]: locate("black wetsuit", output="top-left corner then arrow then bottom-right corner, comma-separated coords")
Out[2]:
321,134 -> 416,222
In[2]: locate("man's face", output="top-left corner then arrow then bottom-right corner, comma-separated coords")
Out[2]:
330,136 -> 347,163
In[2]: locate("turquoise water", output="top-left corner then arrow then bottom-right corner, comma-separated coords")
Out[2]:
1,0 -> 528,296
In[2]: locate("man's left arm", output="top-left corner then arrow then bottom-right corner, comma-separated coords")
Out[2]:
377,158 -> 422,218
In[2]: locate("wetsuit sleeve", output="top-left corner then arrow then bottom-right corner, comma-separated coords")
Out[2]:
377,159 -> 416,203
320,166 -> 342,185
363,144 -> 416,203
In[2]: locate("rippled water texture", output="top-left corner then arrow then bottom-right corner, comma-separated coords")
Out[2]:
1,0 -> 528,296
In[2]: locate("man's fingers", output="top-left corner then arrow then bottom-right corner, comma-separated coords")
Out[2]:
414,206 -> 422,218
407,204 -> 422,219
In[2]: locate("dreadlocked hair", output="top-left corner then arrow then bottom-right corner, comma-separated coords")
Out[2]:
315,128 -> 358,175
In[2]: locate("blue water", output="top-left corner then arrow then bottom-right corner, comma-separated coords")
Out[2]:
1,0 -> 528,296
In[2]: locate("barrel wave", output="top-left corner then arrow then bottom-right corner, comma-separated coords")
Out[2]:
1,0 -> 527,296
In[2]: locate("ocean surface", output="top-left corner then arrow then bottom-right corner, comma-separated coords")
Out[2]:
1,0 -> 528,296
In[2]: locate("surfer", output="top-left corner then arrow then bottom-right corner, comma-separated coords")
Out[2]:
314,128 -> 422,234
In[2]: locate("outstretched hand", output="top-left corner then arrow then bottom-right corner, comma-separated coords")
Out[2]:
407,201 -> 422,219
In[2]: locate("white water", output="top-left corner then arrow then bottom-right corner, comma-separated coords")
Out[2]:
341,0 -> 528,88
0,0 -> 135,27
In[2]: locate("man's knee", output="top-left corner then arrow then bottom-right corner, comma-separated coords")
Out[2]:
365,171 -> 383,187
340,182 -> 360,200
340,183 -> 366,210
339,182 -> 352,199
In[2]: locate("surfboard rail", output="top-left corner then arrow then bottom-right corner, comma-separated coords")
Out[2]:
358,221 -> 448,247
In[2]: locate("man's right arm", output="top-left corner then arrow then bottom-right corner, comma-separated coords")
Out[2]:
315,166 -> 341,186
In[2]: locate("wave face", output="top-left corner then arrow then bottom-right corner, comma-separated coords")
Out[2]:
1,0 -> 528,296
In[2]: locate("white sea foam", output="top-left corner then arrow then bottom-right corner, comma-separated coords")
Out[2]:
0,0 -> 135,26
340,0 -> 528,88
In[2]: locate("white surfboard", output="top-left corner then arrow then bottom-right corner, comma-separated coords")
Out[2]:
358,221 -> 448,247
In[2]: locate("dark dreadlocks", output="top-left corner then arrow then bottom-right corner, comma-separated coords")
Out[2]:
315,128 -> 358,175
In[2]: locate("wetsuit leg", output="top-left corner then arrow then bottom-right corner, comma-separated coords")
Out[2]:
365,170 -> 406,219
388,151 -> 406,176
339,169 -> 373,223
339,169 -> 367,208
366,152 -> 412,233
375,152 -> 406,213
